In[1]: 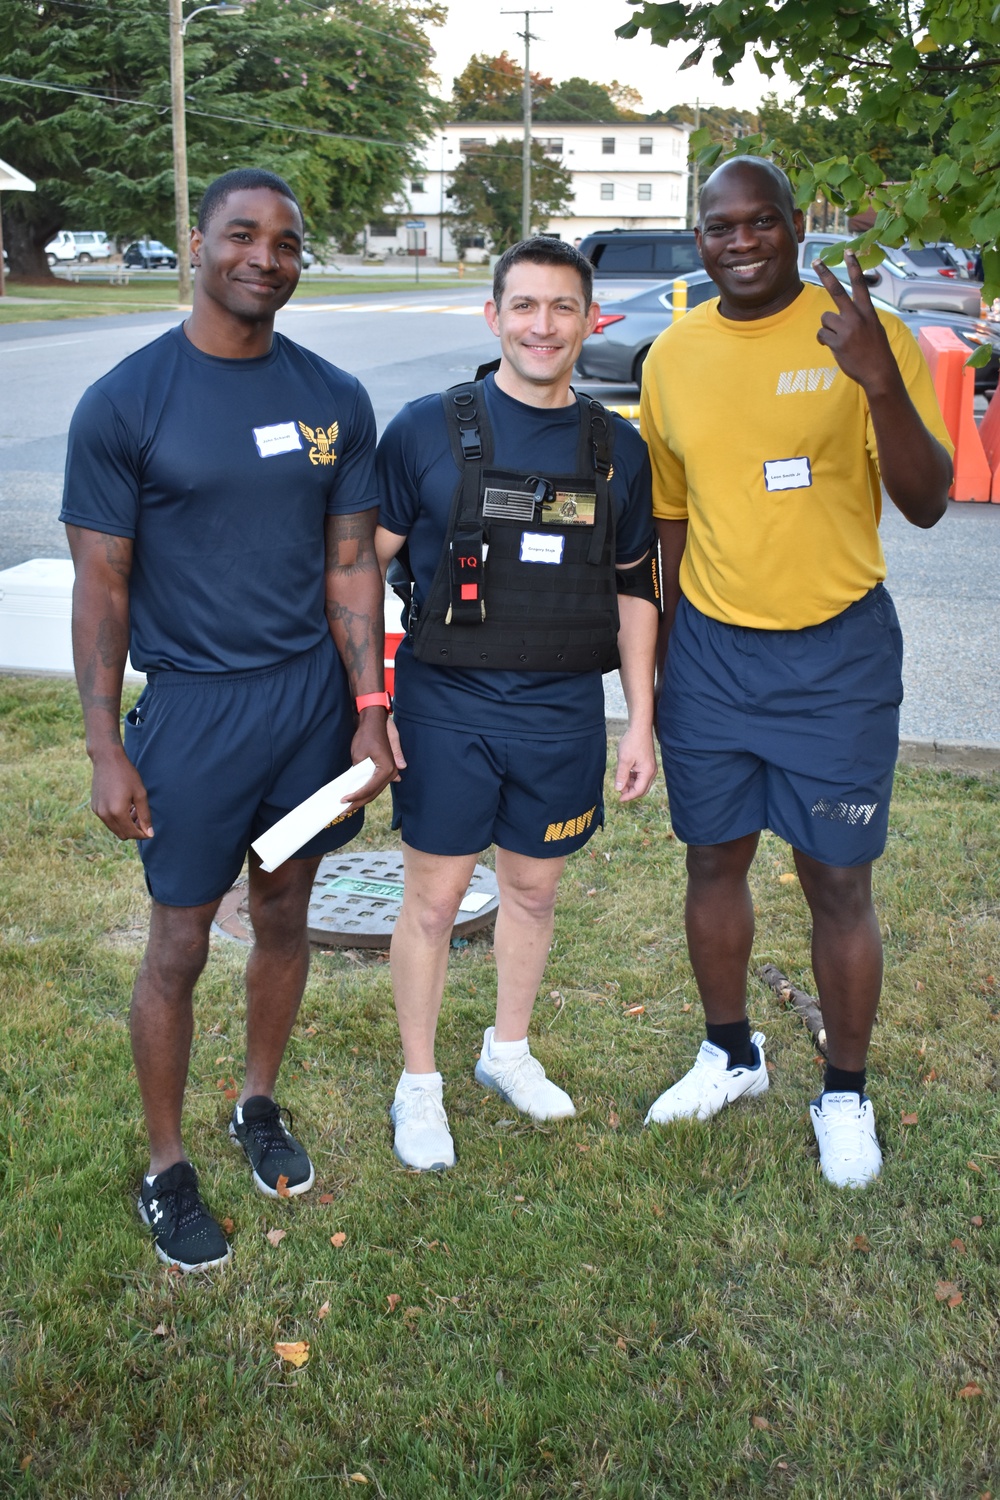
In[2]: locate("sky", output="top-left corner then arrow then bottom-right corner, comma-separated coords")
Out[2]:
425,0 -> 794,117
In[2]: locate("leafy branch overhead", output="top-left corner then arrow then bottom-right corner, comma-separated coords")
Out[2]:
619,0 -> 1000,300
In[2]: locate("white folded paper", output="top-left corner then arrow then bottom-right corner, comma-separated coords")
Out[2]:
251,758 -> 376,872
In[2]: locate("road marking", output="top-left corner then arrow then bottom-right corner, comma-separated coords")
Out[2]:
0,336 -> 98,354
280,301 -> 485,317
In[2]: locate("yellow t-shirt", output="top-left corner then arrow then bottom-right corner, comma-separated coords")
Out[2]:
639,282 -> 953,629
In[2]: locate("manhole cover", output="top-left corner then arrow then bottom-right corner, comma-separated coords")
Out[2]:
211,850 -> 499,950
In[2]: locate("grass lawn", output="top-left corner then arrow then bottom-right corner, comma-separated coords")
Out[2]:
1,676 -> 998,1498
0,273 -> 491,325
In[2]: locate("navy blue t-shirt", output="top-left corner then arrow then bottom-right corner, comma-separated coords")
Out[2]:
377,375 -> 653,738
60,325 -> 379,673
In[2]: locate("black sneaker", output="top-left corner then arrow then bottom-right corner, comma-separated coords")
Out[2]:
229,1095 -> 315,1198
137,1161 -> 230,1272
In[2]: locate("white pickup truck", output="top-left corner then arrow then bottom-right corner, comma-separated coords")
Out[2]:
45,231 -> 112,265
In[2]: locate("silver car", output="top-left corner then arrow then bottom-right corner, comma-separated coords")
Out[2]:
798,233 -> 983,316
576,270 -> 1000,392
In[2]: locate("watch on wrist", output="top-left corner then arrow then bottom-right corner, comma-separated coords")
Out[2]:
355,691 -> 392,712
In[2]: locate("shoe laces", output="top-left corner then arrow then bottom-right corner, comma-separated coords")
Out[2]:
818,1097 -> 867,1154
396,1088 -> 448,1128
493,1050 -> 545,1088
244,1101 -> 293,1158
153,1167 -> 207,1233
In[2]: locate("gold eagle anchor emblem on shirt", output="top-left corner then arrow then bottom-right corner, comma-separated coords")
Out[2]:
298,420 -> 339,466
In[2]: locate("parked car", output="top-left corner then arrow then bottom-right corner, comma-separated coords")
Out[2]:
893,242 -> 978,280
123,239 -> 178,269
578,228 -> 702,281
576,269 -> 1000,392
798,233 -> 984,316
45,230 -> 111,265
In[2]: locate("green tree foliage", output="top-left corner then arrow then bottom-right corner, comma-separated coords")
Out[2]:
445,140 -> 573,252
451,53 -> 641,123
0,0 -> 444,277
619,0 -> 1000,298
650,102 -> 759,148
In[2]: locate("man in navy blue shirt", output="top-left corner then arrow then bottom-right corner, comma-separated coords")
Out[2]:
376,237 -> 658,1171
62,169 -> 395,1270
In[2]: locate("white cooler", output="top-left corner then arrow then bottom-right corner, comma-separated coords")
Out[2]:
0,557 -> 144,679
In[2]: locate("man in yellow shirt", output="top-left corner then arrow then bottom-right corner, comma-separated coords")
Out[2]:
640,156 -> 953,1188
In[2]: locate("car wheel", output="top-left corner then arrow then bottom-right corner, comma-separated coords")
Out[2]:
77,252 -> 93,264
632,347 -> 650,387
46,253 -> 57,267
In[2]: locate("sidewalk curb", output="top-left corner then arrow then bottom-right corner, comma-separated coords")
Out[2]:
605,720 -> 1000,776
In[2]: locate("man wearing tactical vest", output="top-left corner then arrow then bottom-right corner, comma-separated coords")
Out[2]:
375,237 -> 660,1171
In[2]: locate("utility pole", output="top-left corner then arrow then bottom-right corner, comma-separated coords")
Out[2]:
688,97 -> 701,229
501,8 -> 551,240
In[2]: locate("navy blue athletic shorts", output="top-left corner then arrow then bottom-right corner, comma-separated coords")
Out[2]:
658,585 -> 903,867
123,635 -> 362,907
391,719 -> 607,858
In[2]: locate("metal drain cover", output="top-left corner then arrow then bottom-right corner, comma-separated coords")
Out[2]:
212,850 -> 499,950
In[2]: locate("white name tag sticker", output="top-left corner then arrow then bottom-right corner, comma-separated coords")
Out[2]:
764,456 -> 812,491
253,421 -> 303,459
519,531 -> 565,565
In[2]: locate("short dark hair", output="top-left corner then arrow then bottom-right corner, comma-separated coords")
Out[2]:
196,168 -> 302,231
698,156 -> 797,224
492,236 -> 594,308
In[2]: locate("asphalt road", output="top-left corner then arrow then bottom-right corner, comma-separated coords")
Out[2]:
2,287 -> 998,744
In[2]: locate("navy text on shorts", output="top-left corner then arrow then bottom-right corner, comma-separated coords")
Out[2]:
123,635 -> 362,906
658,585 -> 903,867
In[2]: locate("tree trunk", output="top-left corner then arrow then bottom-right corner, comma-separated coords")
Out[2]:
1,207 -> 60,281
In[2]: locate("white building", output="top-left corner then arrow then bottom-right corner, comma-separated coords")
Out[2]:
368,119 -> 691,261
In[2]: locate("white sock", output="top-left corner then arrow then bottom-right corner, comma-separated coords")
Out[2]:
489,1034 -> 529,1059
145,1174 -> 158,1187
400,1069 -> 443,1094
233,1102 -> 244,1125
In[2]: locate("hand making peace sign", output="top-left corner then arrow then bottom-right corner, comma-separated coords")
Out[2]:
812,249 -> 900,397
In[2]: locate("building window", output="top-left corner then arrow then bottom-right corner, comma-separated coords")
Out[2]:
410,180 -> 425,193
537,137 -> 563,156
600,182 -> 615,200
369,219 -> 398,237
602,137 -> 615,154
638,183 -> 652,201
459,137 -> 488,155
639,137 -> 653,155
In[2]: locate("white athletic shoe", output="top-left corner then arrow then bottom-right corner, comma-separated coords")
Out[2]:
810,1091 -> 882,1188
474,1027 -> 576,1121
390,1077 -> 456,1171
644,1032 -> 769,1125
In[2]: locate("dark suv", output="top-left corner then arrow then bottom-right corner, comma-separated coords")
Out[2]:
578,228 -> 701,279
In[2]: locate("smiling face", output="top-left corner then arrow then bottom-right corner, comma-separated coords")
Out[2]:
189,186 -> 304,331
695,161 -> 805,321
485,260 -> 598,406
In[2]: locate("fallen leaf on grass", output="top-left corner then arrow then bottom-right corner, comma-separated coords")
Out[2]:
514,1195 -> 525,1203
152,1323 -> 168,1337
922,1069 -> 937,1084
577,1144 -> 589,1152
951,1237 -> 967,1254
901,1112 -> 919,1126
221,1218 -> 235,1236
318,1193 -> 335,1205
971,1215 -> 983,1226
224,1087 -> 238,1102
968,1161 -> 982,1173
852,1234 -> 871,1253
274,1340 -> 309,1367
623,1004 -> 645,1016
752,1415 -> 770,1430
318,1301 -> 331,1320
276,1174 -> 291,1199
266,1228 -> 287,1247
330,1232 -> 347,1248
651,1204 -> 664,1218
386,1294 -> 401,1313
935,1281 -> 959,1301
302,1025 -> 318,1037
957,1382 -> 983,1399
19,1457 -> 31,1472
948,1292 -> 964,1308
586,888 -> 597,897
608,1111 -> 620,1130
616,1335 -> 627,1351
681,1002 -> 692,1012
778,873 -> 797,885
349,1476 -> 369,1485
777,1462 -> 788,1471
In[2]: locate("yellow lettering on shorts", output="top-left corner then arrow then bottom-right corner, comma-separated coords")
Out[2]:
543,804 -> 597,842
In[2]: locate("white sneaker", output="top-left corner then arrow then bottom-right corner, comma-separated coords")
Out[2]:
390,1077 -> 456,1171
810,1091 -> 882,1188
644,1032 -> 768,1125
474,1028 -> 576,1121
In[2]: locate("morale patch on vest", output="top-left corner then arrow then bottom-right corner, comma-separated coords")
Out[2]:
520,532 -> 565,564
483,485 -> 538,521
542,490 -> 596,526
811,797 -> 878,826
763,457 -> 812,492
544,805 -> 597,842
775,367 -> 838,395
253,421 -> 302,458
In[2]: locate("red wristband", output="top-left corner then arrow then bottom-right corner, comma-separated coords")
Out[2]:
355,691 -> 391,712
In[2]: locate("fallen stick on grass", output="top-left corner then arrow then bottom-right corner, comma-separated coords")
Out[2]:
757,963 -> 828,1056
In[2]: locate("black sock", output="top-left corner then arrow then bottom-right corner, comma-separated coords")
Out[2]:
706,1019 -> 755,1069
823,1063 -> 867,1099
